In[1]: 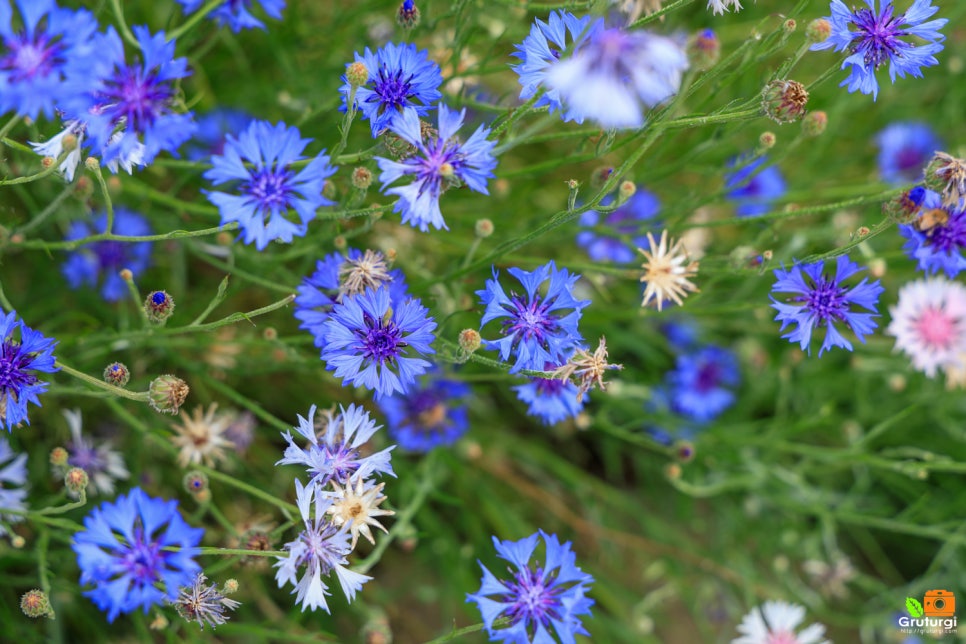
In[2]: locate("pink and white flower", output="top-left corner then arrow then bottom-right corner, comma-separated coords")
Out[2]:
887,276 -> 966,377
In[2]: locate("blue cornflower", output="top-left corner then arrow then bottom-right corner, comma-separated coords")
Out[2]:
176,0 -> 285,33
294,249 -> 409,348
62,209 -> 153,302
875,122 -> 942,184
644,387 -> 703,445
724,155 -> 787,217
666,345 -> 740,423
378,369 -> 471,452
277,403 -> 395,488
61,26 -> 196,168
659,317 -> 701,352
0,0 -> 98,120
275,479 -> 371,613
544,25 -> 688,129
204,120 -> 336,250
63,409 -> 129,496
0,435 -> 27,536
183,108 -> 252,161
477,261 -> 589,374
512,11 -> 601,124
72,487 -> 203,623
376,105 -> 497,232
514,370 -> 584,426
577,188 -> 661,263
343,42 -> 442,136
898,188 -> 966,277
318,287 -> 437,398
810,0 -> 947,99
0,311 -> 58,432
467,530 -> 595,644
770,255 -> 884,356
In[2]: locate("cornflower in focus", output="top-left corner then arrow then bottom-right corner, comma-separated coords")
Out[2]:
638,230 -> 700,311
512,11 -> 601,124
886,276 -> 966,377
376,105 -> 497,231
318,287 -> 437,398
477,261 -> 589,373
170,404 -> 235,468
378,370 -> 471,452
514,370 -> 585,425
278,404 -> 395,489
73,488 -> 203,622
809,0 -> 947,99
577,188 -> 661,263
342,42 -> 442,136
724,155 -> 787,217
204,120 -> 337,250
731,601 -> 829,644
467,530 -> 595,643
898,188 -> 966,277
875,122 -> 942,184
770,255 -> 884,356
544,22 -> 688,129
173,573 -> 241,630
0,310 -> 59,431
63,409 -> 128,495
325,477 -> 394,550
0,436 -> 27,537
176,0 -> 285,32
62,209 -> 153,302
275,479 -> 371,613
552,337 -> 623,401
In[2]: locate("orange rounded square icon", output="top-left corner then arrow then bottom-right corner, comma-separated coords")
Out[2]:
923,590 -> 956,617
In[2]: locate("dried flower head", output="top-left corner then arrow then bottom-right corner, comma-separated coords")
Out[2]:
638,230 -> 700,311
552,337 -> 623,401
170,404 -> 234,468
325,477 -> 395,550
173,573 -> 241,630
925,151 -> 966,208
338,250 -> 393,299
148,375 -> 189,415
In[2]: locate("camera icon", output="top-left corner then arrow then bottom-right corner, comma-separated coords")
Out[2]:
924,590 -> 956,617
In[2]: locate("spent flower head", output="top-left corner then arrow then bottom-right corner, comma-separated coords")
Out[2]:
325,477 -> 395,551
638,230 -> 700,311
171,404 -> 235,468
173,573 -> 241,630
552,337 -> 623,401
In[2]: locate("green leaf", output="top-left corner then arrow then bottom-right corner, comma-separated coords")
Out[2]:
906,597 -> 924,618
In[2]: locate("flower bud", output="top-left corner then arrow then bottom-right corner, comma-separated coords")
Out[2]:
352,167 -> 373,190
150,613 -> 169,630
21,589 -> 53,619
223,579 -> 239,595
62,133 -> 78,152
119,268 -> 134,282
475,219 -> 494,238
674,441 -> 695,463
687,28 -> 720,70
801,111 -> 827,137
806,18 -> 831,43
782,19 -> 796,33
397,0 -> 420,30
11,534 -> 24,548
65,467 -> 88,496
590,166 -> 613,189
345,61 -> 369,87
883,186 -> 926,224
149,374 -> 190,415
758,131 -> 776,150
618,180 -> 636,202
761,79 -> 809,124
103,361 -> 130,387
50,446 -> 69,468
41,156 -> 55,169
73,175 -> 94,200
458,328 -> 481,355
144,290 -> 175,324
84,156 -> 99,171
665,463 -> 682,480
184,471 -> 209,496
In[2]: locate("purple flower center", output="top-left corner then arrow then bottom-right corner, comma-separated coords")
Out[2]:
504,294 -> 556,343
92,240 -> 128,271
101,65 -> 175,133
1,31 -> 63,82
503,566 -> 562,630
297,522 -> 342,575
316,441 -> 361,485
412,138 -> 461,199
405,389 -> 449,431
694,361 -> 722,393
359,312 -> 405,365
535,377 -> 566,395
851,5 -> 905,69
370,67 -> 415,113
245,168 -> 294,210
0,340 -> 37,396
69,440 -> 106,473
896,146 -> 927,173
925,209 -> 966,255
122,527 -> 164,585
800,277 -> 847,323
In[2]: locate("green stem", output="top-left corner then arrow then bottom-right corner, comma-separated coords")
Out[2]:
93,166 -> 114,234
198,465 -> 299,515
9,223 -> 237,250
421,618 -> 510,644
0,150 -> 70,185
55,361 -> 150,403
35,492 -> 87,516
177,546 -> 287,558
629,0 -> 696,28
37,529 -> 51,593
109,0 -> 140,49
189,275 -> 231,326
0,114 -> 21,153
169,0 -> 228,42
14,183 -> 74,236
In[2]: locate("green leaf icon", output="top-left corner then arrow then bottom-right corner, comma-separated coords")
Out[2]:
906,597 -> 924,618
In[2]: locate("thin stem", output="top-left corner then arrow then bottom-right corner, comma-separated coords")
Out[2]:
9,223 -> 237,250
169,0 -> 228,42
55,361 -> 151,403
198,465 -> 299,515
14,183 -> 74,236
109,0 -> 140,49
421,619 -> 510,644
93,165 -> 114,234
179,546 -> 287,558
189,275 -> 231,326
35,492 -> 88,516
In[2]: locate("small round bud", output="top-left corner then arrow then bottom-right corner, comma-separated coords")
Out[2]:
458,328 -> 482,354
73,176 -> 94,200
761,79 -> 809,124
333,235 -> 347,250
618,180 -> 636,201
687,28 -> 720,70
475,219 -> 494,238
855,226 -> 871,237
322,179 -> 337,201
21,589 -> 53,619
883,186 -> 926,224
64,467 -> 88,495
665,463 -> 682,480
674,441 -> 695,463
888,373 -> 906,392
263,327 -> 278,341
61,133 -> 78,152
352,167 -> 373,190
11,534 -> 25,548
50,446 -> 69,468
566,178 -> 579,190
385,248 -> 397,263
223,579 -> 239,595
782,19 -> 796,33
216,231 -> 233,246
150,613 -> 169,630
103,361 -> 130,387
84,156 -> 99,171
184,471 -> 208,496
119,268 -> 134,282
396,0 -> 420,30
148,374 -> 190,415
868,257 -> 886,279
801,110 -> 827,137
107,176 -> 122,194
144,290 -> 175,324
41,156 -> 55,169
590,166 -> 613,189
806,18 -> 832,43
761,249 -> 774,262
345,61 -> 369,87
758,131 -> 777,150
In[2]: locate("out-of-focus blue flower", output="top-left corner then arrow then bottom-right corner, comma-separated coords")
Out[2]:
62,209 -> 153,302
275,479 -> 371,613
342,42 -> 442,136
544,25 -> 688,129
319,287 -> 437,398
645,386 -> 703,445
666,345 -> 740,423
176,0 -> 285,32
577,188 -> 661,263
0,0 -> 98,120
183,108 -> 252,161
204,120 -> 336,250
467,530 -> 595,644
376,105 -> 497,231
72,487 -> 203,623
61,27 -> 196,168
0,435 -> 27,536
478,261 -> 589,374
770,255 -> 884,356
725,155 -> 787,217
63,409 -> 129,496
514,370 -> 584,425
0,310 -> 58,432
512,11 -> 601,124
659,317 -> 701,352
277,403 -> 395,488
378,369 -> 471,451
875,122 -> 942,184
899,188 -> 966,277
810,0 -> 947,100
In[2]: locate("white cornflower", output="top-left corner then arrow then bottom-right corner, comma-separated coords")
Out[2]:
732,601 -> 829,644
886,277 -> 966,377
638,230 -> 700,311
708,0 -> 744,15
325,477 -> 395,550
171,404 -> 234,468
